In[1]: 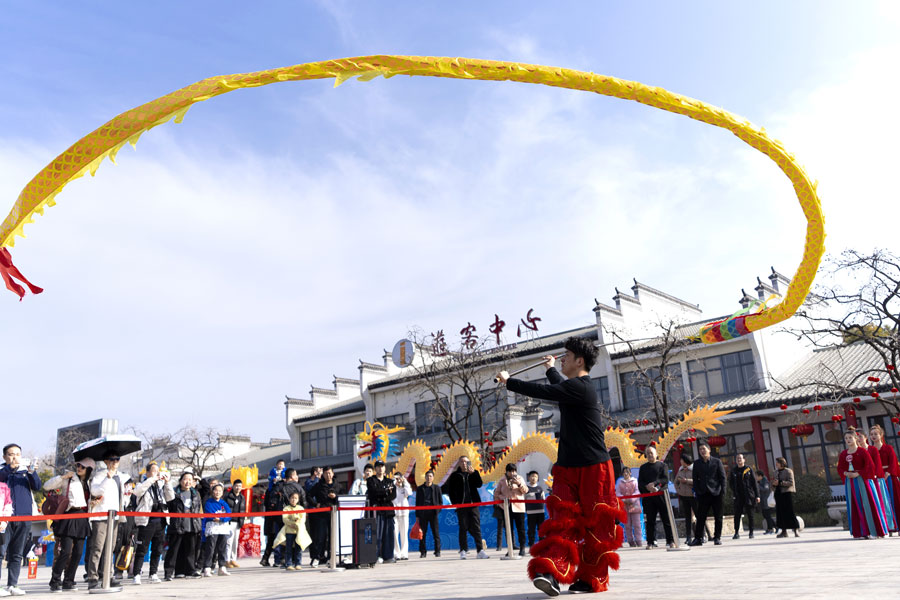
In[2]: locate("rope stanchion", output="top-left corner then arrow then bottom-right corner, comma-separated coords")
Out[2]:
500,498 -> 520,561
662,490 -> 690,552
322,505 -> 344,573
90,509 -> 121,595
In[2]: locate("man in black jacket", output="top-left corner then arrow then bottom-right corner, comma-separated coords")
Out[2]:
415,469 -> 442,558
689,440 -> 727,546
638,446 -> 674,549
309,466 -> 340,567
366,460 -> 397,563
729,453 -> 760,539
444,456 -> 489,560
499,336 -> 623,596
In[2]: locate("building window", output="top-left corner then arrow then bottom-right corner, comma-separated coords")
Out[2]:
619,366 -> 684,410
594,376 -> 611,409
687,350 -> 759,400
301,427 -> 333,459
865,415 -> 900,458
336,421 -> 365,455
778,422 -> 845,486
454,390 -> 508,439
378,413 -> 410,429
415,401 -> 444,436
706,430 -> 774,474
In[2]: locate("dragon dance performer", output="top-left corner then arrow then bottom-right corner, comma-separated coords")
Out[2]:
497,337 -> 624,596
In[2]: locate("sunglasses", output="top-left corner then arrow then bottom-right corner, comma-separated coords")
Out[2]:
75,464 -> 86,469
107,457 -> 121,462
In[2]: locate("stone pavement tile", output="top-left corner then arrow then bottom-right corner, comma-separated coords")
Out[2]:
9,528 -> 895,599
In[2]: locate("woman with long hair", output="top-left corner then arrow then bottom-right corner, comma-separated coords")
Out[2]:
43,458 -> 95,592
838,429 -> 886,539
771,457 -> 800,538
855,429 -> 891,533
868,425 -> 899,534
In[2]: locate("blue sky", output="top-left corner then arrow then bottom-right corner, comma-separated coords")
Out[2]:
1,2 -> 898,456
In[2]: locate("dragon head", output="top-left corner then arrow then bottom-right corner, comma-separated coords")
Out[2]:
353,421 -> 406,477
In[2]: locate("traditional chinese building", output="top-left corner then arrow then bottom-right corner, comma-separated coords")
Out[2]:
284,270 -> 899,495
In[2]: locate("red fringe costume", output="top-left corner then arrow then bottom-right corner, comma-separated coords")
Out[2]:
528,462 -> 626,592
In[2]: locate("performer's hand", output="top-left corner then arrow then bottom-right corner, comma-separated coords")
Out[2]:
542,355 -> 556,369
496,371 -> 509,385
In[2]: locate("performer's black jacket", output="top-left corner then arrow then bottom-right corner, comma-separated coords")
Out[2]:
415,483 -> 442,517
693,455 -> 726,497
506,367 -> 610,467
637,461 -> 668,495
366,476 -> 396,517
443,469 -> 482,505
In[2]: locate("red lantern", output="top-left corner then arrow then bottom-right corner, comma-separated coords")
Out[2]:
852,397 -> 861,404
627,429 -> 634,434
868,376 -> 881,382
892,417 -> 900,424
707,436 -> 727,448
649,441 -> 656,446
634,419 -> 641,426
651,429 -> 657,434
780,404 -> 788,410
887,365 -> 896,371
483,432 -> 490,436
802,408 -> 810,414
847,409 -> 856,417
635,444 -> 646,452
892,388 -> 899,393
790,427 -> 797,435
690,428 -> 696,433
677,444 -> 684,451
872,392 -> 880,399
796,423 -> 814,437
814,405 -> 822,411
441,444 -> 448,449
487,441 -> 493,446
642,419 -> 650,425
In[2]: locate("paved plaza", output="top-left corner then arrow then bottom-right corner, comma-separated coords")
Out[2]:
9,527 -> 898,599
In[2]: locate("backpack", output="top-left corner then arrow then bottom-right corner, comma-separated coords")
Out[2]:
41,480 -> 70,515
265,482 -> 285,512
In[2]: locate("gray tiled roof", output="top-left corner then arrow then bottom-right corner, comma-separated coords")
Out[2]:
715,341 -> 891,411
292,398 -> 366,424
605,342 -> 892,423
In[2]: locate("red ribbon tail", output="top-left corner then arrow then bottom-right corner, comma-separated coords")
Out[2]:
0,248 -> 42,299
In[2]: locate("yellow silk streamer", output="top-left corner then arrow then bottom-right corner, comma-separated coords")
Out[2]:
0,55 -> 824,337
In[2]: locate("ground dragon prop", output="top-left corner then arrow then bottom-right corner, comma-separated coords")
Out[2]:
355,404 -> 733,486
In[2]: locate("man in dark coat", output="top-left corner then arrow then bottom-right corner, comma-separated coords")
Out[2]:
729,453 -> 760,539
415,469 -> 442,558
366,460 -> 397,563
443,455 -> 488,559
309,466 -> 340,567
637,446 -> 674,548
689,440 -> 727,546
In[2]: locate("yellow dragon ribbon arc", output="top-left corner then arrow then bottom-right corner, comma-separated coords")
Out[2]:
1,56 -> 824,340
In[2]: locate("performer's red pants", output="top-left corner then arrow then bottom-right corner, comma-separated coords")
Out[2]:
528,461 -> 625,593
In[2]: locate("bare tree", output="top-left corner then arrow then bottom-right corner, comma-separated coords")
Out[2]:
126,425 -> 231,478
404,328 -> 513,461
783,248 -> 900,417
607,318 -> 701,432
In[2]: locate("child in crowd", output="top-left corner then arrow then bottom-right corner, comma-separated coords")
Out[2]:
201,483 -> 232,576
282,492 -> 304,570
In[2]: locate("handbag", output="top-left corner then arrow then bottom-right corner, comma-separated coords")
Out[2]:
409,520 -> 423,541
41,479 -> 71,515
766,494 -> 776,509
115,536 -> 135,571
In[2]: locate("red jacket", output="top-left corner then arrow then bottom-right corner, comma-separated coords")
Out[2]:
878,444 -> 900,477
838,448 -> 875,483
